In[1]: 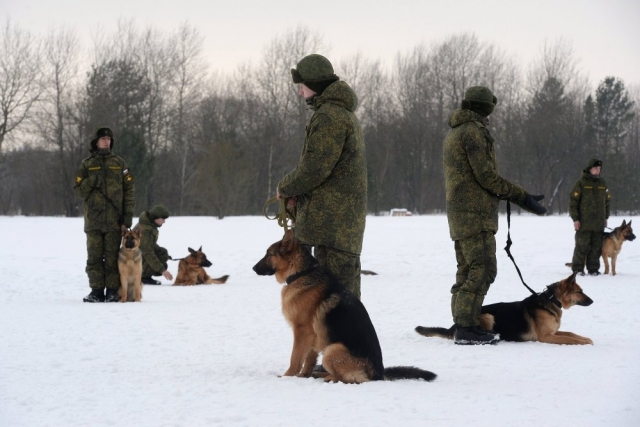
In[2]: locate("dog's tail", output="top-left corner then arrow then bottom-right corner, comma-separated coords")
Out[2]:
564,262 -> 572,268
384,366 -> 436,382
206,275 -> 230,284
415,325 -> 455,340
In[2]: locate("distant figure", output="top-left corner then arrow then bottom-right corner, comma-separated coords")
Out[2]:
74,127 -> 135,303
134,204 -> 174,285
443,86 -> 547,345
276,54 -> 367,299
569,158 -> 610,276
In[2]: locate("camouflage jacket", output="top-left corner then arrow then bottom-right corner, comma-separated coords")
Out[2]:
443,109 -> 526,240
569,170 -> 610,231
74,151 -> 135,233
133,211 -> 168,274
278,80 -> 367,254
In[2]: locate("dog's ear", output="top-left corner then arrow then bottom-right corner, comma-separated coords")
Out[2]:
188,247 -> 196,255
622,220 -> 626,227
135,228 -> 142,237
628,219 -> 632,226
567,271 -> 578,285
122,228 -> 128,237
198,246 -> 202,252
280,230 -> 296,253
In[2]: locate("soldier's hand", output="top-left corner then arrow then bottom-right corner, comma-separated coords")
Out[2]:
574,221 -> 581,231
523,193 -> 547,215
162,270 -> 173,281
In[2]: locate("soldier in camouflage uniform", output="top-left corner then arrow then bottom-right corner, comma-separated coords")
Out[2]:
443,86 -> 547,344
276,54 -> 367,299
133,204 -> 174,285
74,127 -> 135,302
569,158 -> 610,275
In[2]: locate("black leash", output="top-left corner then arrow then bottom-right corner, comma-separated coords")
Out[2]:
504,200 -> 537,296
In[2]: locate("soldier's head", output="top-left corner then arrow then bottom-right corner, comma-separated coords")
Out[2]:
585,158 -> 603,176
291,54 -> 339,99
149,204 -> 170,227
90,127 -> 114,152
461,86 -> 498,117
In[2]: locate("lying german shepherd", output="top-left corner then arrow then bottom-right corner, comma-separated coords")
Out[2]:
253,230 -> 436,384
416,272 -> 593,345
118,229 -> 143,302
173,247 -> 229,286
602,219 -> 635,275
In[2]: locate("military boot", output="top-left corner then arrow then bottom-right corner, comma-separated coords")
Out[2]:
142,277 -> 161,285
83,289 -> 105,303
105,288 -> 120,303
454,325 -> 499,345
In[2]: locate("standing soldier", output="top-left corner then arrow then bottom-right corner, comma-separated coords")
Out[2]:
276,54 -> 367,299
569,158 -> 610,276
133,204 -> 174,285
74,127 -> 135,302
443,86 -> 547,345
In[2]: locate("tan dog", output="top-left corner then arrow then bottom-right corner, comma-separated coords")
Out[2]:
416,272 -> 594,345
602,219 -> 635,275
173,247 -> 229,286
118,229 -> 143,302
253,230 -> 436,384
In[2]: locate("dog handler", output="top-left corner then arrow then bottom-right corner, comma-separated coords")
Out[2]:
443,86 -> 547,344
133,204 -> 174,285
74,127 -> 135,302
569,158 -> 610,276
276,54 -> 367,299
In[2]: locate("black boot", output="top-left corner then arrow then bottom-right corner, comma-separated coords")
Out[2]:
454,325 -> 499,345
105,288 -> 120,303
142,277 -> 161,285
83,289 -> 105,303
588,270 -> 600,276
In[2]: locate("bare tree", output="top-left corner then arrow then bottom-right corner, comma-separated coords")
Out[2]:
0,20 -> 42,155
38,26 -> 83,216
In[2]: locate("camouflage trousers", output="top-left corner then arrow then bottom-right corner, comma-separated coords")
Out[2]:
85,230 -> 121,291
571,230 -> 604,272
450,231 -> 497,327
142,247 -> 170,278
303,244 -> 362,299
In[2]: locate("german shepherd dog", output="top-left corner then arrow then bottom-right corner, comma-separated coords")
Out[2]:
173,247 -> 229,286
416,272 -> 594,345
602,219 -> 635,276
118,229 -> 143,302
253,230 -> 436,384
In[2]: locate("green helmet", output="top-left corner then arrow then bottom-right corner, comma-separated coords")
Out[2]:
291,54 -> 339,94
148,204 -> 170,220
461,86 -> 498,117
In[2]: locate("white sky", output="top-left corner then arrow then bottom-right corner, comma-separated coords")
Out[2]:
4,0 -> 640,87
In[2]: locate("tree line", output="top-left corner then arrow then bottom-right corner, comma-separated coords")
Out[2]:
1,22 -> 638,218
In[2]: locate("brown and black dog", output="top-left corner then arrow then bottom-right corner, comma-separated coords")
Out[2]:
173,247 -> 229,286
602,219 -> 635,276
416,272 -> 594,345
118,228 -> 143,302
253,230 -> 436,384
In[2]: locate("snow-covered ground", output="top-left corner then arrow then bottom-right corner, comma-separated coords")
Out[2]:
1,214 -> 638,427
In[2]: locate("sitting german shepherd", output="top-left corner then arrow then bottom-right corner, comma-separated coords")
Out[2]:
173,246 -> 229,286
118,229 -> 143,302
602,219 -> 635,275
253,230 -> 436,384
416,272 -> 594,345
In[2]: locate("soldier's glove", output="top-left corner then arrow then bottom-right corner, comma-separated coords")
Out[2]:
523,193 -> 547,216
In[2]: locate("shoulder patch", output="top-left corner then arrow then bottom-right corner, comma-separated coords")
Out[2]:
76,176 -> 83,184
573,191 -> 579,197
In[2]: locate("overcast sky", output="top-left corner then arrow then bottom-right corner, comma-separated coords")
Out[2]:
4,0 -> 640,87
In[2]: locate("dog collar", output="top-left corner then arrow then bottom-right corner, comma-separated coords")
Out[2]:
541,287 -> 562,308
286,264 -> 318,285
